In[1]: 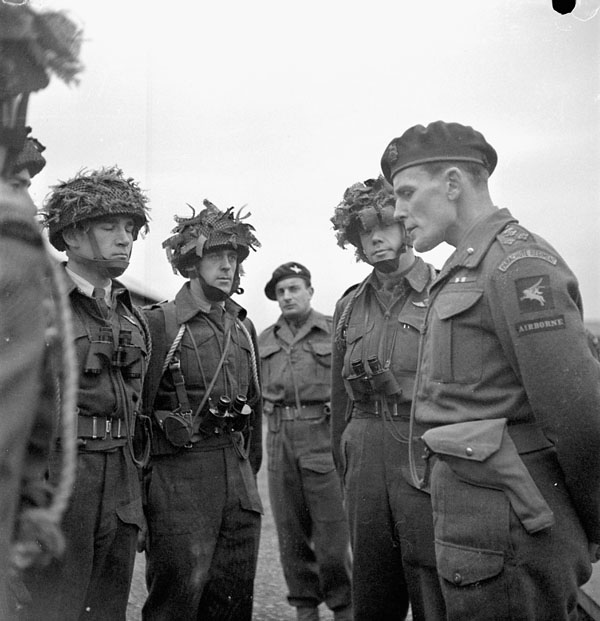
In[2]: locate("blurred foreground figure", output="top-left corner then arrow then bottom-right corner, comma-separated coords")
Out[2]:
330,177 -> 445,621
0,4 -> 81,618
24,167 -> 151,621
381,120 -> 600,620
259,262 -> 352,621
142,201 -> 263,620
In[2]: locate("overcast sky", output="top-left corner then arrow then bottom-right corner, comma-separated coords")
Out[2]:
29,0 -> 600,333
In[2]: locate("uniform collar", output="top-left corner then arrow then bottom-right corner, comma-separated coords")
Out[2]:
366,255 -> 431,294
62,262 -> 133,310
440,207 -> 518,276
174,281 -> 247,325
274,308 -> 330,343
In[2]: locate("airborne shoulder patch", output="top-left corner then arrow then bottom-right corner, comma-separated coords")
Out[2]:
515,275 -> 554,313
498,249 -> 558,272
515,315 -> 565,336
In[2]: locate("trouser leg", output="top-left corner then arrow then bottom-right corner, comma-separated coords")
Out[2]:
300,420 -> 352,613
268,422 -> 321,608
430,447 -> 591,620
342,419 -> 409,621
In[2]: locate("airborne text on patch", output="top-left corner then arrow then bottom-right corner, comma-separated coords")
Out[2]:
515,315 -> 565,336
498,249 -> 558,272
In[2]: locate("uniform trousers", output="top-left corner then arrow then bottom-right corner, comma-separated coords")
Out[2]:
430,445 -> 592,620
143,443 -> 262,621
341,416 -> 446,621
267,413 -> 352,611
23,447 -> 142,621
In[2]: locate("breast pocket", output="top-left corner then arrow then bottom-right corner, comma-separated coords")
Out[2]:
303,339 -> 332,387
180,331 -> 213,389
344,322 -> 375,374
431,289 -> 484,384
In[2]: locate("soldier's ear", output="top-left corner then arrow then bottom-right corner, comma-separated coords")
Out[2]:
445,167 -> 463,201
62,227 -> 82,249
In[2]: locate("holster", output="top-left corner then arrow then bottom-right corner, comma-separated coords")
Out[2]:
422,418 -> 555,534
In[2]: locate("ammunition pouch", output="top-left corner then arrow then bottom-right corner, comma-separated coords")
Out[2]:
422,418 -> 555,534
157,409 -> 194,447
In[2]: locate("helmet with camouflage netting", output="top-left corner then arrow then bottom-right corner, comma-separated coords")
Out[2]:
163,199 -> 260,280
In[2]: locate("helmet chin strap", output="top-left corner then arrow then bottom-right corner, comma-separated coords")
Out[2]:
197,267 -> 242,303
71,230 -> 130,279
372,256 -> 400,274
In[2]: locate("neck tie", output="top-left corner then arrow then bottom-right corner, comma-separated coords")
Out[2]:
92,287 -> 110,319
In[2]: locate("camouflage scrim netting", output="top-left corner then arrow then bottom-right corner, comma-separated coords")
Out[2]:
41,167 -> 150,251
163,199 -> 260,276
330,175 -> 396,262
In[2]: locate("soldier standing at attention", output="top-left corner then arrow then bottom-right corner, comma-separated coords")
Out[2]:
142,200 -> 263,621
330,177 -> 445,621
259,262 -> 352,621
24,167 -> 151,621
381,120 -> 600,620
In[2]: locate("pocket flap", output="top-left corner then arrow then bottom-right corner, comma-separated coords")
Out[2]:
422,418 -> 507,461
435,290 -> 483,320
436,540 -> 504,586
307,341 -> 331,357
116,497 -> 145,530
299,451 -> 335,474
258,342 -> 281,359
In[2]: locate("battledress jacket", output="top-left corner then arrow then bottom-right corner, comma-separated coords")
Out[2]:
142,283 -> 262,475
258,309 -> 332,407
330,257 -> 432,472
414,207 -> 600,543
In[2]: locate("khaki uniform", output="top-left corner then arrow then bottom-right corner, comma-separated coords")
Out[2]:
259,309 -> 352,613
331,257 -> 446,621
414,208 -> 600,619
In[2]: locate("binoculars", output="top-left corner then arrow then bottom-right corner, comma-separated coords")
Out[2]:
346,356 -> 402,398
209,395 -> 252,432
84,328 -> 143,379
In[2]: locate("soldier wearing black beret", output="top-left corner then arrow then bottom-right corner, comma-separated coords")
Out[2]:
259,262 -> 352,621
382,121 -> 600,620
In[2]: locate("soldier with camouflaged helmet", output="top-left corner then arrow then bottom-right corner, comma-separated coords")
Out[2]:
24,167 -> 151,621
141,200 -> 263,621
330,175 -> 445,621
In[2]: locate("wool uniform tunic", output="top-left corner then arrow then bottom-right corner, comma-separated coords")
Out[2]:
414,207 -> 600,620
331,257 -> 446,621
142,282 -> 263,621
259,309 -> 352,613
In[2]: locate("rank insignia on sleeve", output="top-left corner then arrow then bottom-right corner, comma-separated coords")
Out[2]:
515,275 -> 554,313
497,226 -> 530,247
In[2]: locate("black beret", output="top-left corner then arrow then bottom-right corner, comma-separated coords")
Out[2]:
265,262 -> 311,300
381,121 -> 497,182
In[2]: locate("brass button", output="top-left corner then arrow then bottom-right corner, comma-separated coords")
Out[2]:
467,247 -> 474,254
465,447 -> 474,457
453,572 -> 463,585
